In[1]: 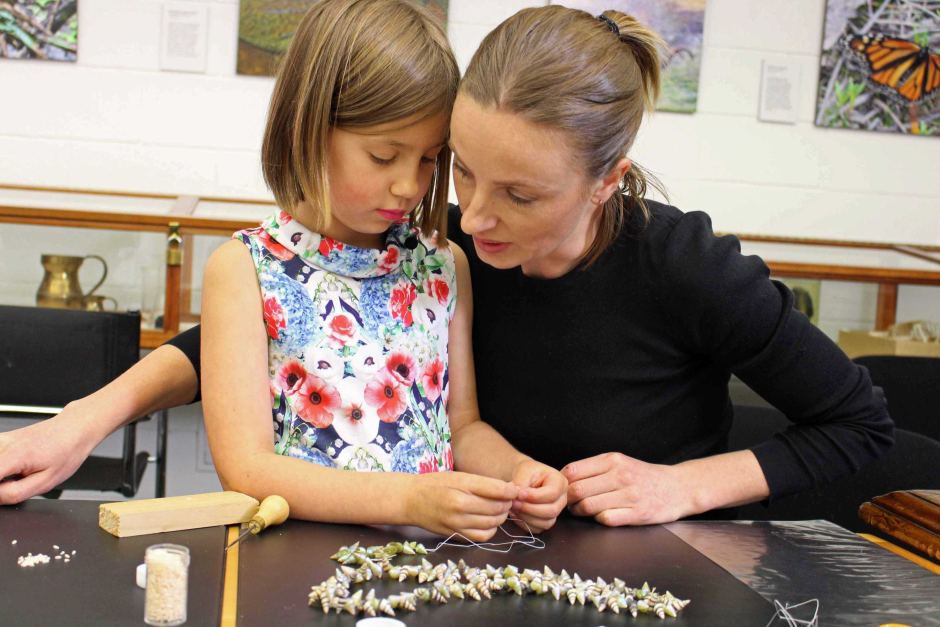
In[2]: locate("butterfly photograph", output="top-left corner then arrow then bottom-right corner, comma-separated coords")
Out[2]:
816,0 -> 940,137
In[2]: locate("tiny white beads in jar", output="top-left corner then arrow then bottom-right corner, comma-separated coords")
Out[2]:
144,543 -> 190,626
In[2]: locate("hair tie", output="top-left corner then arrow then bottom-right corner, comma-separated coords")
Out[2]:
597,14 -> 620,38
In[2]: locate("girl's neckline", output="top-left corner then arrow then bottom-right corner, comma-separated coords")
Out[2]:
264,210 -> 419,279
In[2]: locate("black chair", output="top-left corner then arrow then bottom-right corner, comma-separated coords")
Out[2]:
0,304 -> 166,497
854,355 -> 940,443
729,403 -> 940,533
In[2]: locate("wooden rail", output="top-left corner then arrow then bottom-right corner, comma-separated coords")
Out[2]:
3,183 -> 940,344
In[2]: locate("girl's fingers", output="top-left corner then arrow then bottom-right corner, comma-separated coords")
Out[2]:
457,473 -> 520,501
511,499 -> 563,519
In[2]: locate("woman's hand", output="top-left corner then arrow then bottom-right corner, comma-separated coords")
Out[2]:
562,452 -> 694,526
510,458 -> 568,533
0,404 -> 101,504
406,471 -> 519,542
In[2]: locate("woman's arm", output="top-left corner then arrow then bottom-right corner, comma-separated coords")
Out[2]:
564,211 -> 892,525
0,343 -> 198,504
201,241 -> 518,540
446,244 -> 568,531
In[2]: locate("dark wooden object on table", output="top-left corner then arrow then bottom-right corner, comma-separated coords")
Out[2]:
860,490 -> 940,562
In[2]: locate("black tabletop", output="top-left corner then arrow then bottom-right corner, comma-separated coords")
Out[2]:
0,500 -> 225,627
236,516 -> 772,626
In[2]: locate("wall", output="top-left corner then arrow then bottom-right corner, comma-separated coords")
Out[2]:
2,0 -> 939,497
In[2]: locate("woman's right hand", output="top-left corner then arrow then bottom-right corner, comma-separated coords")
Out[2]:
0,404 -> 101,504
406,471 -> 519,542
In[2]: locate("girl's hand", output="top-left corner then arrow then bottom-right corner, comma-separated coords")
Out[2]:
510,458 -> 568,533
406,471 -> 519,542
562,452 -> 694,526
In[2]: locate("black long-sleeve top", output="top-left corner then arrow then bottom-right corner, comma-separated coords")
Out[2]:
168,202 -> 893,499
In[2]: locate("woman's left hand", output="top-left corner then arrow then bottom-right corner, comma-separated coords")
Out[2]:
562,452 -> 695,526
509,458 -> 568,533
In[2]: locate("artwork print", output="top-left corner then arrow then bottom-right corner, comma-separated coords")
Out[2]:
816,0 -> 940,137
237,0 -> 449,76
552,0 -> 707,113
0,0 -> 78,61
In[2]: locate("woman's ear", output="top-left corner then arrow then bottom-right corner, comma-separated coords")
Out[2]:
592,158 -> 632,205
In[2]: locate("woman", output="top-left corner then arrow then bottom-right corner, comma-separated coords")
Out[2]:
0,6 -> 892,525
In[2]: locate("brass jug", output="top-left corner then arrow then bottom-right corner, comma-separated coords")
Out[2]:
36,254 -> 108,309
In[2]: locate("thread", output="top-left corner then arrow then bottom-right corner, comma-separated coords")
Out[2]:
427,516 -> 546,554
765,598 -> 820,627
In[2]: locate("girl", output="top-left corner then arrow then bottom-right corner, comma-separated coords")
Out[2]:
200,0 -> 565,541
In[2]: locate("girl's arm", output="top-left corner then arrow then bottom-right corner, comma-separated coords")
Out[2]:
0,343 -> 198,504
446,244 -> 568,532
201,241 -> 517,540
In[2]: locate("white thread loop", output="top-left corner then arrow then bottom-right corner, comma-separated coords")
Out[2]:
427,516 -> 546,554
765,598 -> 820,627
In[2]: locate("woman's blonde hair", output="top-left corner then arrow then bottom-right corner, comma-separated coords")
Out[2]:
262,0 -> 458,239
460,6 -> 666,265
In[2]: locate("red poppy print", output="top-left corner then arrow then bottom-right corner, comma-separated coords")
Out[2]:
426,277 -> 450,307
277,210 -> 293,224
327,313 -> 356,347
385,351 -> 416,387
258,229 -> 295,262
277,360 -> 307,395
421,359 -> 444,403
364,370 -> 407,423
379,247 -> 399,272
263,296 -> 287,340
318,236 -> 344,257
293,376 -> 340,428
389,283 -> 417,327
442,444 -> 453,471
418,454 -> 439,474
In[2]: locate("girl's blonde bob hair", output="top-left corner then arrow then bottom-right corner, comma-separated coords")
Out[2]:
262,0 -> 458,239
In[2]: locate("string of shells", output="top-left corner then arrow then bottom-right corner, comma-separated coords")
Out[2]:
308,540 -> 690,620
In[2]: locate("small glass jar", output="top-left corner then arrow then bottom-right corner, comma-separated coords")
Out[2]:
144,543 -> 190,626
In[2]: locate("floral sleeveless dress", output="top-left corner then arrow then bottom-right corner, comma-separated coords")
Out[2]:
235,210 -> 456,473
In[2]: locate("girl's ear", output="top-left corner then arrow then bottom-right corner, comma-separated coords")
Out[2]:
592,158 -> 632,205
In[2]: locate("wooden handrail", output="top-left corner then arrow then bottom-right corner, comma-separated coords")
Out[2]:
4,182 -> 940,341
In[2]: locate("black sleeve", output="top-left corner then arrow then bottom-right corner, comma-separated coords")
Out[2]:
658,211 -> 894,499
163,325 -> 202,404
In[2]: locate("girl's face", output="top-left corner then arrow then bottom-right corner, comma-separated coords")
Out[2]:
449,94 -> 606,279
310,110 -> 449,248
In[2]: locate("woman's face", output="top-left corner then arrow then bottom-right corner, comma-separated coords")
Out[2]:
449,94 -> 605,278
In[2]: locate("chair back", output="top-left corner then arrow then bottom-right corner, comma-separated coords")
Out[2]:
854,355 -> 940,443
0,305 -> 140,407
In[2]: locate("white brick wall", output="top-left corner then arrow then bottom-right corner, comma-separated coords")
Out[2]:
1,0 -> 938,321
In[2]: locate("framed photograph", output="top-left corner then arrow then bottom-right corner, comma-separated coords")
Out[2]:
815,0 -> 940,137
237,0 -> 449,77
551,0 -> 708,113
0,0 -> 78,62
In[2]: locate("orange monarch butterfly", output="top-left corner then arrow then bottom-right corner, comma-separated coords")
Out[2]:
847,33 -> 940,103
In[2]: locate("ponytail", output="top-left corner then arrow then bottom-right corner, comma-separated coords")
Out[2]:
462,6 -> 668,267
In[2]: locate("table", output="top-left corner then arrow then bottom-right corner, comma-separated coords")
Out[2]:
231,517 -> 940,627
0,500 -> 225,627
3,501 -> 938,626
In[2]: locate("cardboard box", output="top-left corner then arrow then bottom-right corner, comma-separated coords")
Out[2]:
838,329 -> 940,359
